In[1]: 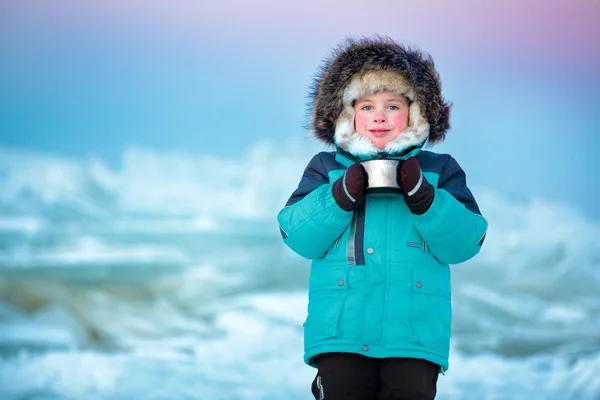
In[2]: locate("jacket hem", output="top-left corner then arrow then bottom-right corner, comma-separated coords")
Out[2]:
304,343 -> 449,373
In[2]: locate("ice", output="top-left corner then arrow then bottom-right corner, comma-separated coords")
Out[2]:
0,217 -> 45,234
0,306 -> 84,351
1,143 -> 599,399
0,140 -> 318,221
0,291 -> 598,399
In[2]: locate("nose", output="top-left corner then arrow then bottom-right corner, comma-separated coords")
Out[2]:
373,110 -> 386,123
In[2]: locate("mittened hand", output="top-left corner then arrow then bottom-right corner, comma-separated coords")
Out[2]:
397,157 -> 435,215
332,163 -> 368,211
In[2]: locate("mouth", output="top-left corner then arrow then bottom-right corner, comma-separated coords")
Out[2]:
369,129 -> 391,137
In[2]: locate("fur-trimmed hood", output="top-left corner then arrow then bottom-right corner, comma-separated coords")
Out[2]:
308,36 -> 451,157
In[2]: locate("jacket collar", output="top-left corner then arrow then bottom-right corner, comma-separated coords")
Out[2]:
335,145 -> 422,167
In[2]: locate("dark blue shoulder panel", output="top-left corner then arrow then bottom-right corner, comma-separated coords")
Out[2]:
417,151 -> 449,175
418,151 -> 481,215
285,152 -> 345,206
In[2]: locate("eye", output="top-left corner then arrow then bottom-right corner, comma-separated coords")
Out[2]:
388,105 -> 399,110
361,105 -> 373,111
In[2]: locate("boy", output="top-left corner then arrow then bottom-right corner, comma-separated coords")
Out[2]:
277,37 -> 488,400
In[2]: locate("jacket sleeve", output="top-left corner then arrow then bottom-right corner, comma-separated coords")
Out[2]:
277,154 -> 353,260
413,156 -> 488,265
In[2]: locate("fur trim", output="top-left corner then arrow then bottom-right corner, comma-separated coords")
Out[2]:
342,70 -> 415,104
308,36 -> 451,156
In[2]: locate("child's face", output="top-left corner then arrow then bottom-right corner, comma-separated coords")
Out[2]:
354,91 -> 410,150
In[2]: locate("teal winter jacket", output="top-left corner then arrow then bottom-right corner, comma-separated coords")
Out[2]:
277,148 -> 488,372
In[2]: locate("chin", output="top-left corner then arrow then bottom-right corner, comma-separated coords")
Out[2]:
370,138 -> 391,150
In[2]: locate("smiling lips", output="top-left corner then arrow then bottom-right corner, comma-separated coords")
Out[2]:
369,129 -> 391,137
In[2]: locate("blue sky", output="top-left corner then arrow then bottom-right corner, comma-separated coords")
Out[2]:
1,1 -> 599,220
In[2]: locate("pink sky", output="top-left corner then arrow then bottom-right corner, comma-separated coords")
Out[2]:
4,0 -> 599,68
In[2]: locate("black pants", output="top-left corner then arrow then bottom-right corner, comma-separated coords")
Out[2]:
311,353 -> 439,400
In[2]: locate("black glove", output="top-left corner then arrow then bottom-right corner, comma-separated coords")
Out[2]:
397,157 -> 434,215
332,163 -> 368,211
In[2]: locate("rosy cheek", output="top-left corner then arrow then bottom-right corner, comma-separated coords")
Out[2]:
355,113 -> 368,128
392,113 -> 409,129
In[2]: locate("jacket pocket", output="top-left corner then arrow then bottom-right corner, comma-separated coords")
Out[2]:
411,266 -> 452,347
304,265 -> 349,343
